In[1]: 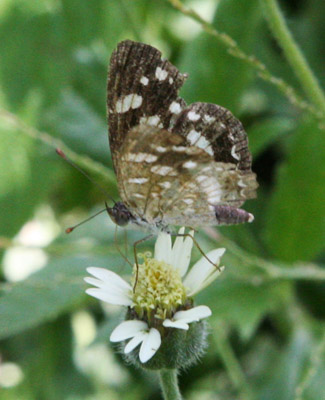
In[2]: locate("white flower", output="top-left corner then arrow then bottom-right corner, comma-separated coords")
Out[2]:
84,228 -> 225,363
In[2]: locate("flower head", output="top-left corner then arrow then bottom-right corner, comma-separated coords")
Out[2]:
85,228 -> 225,367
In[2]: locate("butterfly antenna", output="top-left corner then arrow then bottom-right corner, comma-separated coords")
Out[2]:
66,208 -> 107,233
56,148 -> 116,204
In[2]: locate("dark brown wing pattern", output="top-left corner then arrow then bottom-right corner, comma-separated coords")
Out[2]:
107,40 -> 187,168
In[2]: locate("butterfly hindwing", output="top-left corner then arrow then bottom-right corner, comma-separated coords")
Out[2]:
117,124 -> 256,226
171,102 -> 253,172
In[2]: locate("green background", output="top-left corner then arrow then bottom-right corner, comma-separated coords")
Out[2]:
0,0 -> 324,399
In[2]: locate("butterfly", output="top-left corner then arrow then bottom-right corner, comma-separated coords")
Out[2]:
106,40 -> 258,234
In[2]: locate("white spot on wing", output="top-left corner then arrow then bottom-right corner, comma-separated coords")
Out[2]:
116,94 -> 143,113
155,146 -> 167,153
133,193 -> 145,199
204,114 -> 215,123
196,136 -> 210,149
182,198 -> 194,204
195,136 -> 214,156
140,115 -> 161,127
204,145 -> 214,156
188,111 -> 200,121
151,165 -> 176,176
183,161 -> 197,169
155,67 -> 168,81
140,76 -> 149,85
159,181 -> 171,189
169,101 -> 182,114
127,153 -> 158,163
208,195 -> 221,203
128,178 -> 149,184
169,77 -> 174,84
187,130 -> 200,144
196,175 -> 207,183
172,145 -> 187,152
238,179 -> 247,188
231,145 -> 240,160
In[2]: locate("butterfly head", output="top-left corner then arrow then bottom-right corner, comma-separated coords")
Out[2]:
106,201 -> 134,227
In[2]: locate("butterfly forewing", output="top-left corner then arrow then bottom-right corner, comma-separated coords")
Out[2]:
107,40 -> 187,167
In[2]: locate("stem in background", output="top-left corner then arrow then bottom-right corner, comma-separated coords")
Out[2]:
166,0 -> 322,120
204,228 -> 325,283
159,369 -> 183,400
0,108 -> 115,185
213,322 -> 255,400
260,0 -> 325,117
295,330 -> 325,400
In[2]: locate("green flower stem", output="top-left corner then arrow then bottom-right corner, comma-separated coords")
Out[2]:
159,369 -> 183,400
166,0 -> 320,119
0,108 -> 116,185
260,0 -> 325,117
213,322 -> 255,400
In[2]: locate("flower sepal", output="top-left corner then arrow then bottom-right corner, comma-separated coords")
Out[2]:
121,310 -> 209,370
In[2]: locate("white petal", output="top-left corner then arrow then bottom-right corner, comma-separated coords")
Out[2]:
163,319 -> 189,330
187,266 -> 225,296
86,267 -> 132,292
154,233 -> 172,264
173,305 -> 212,323
86,288 -> 132,306
171,228 -> 194,277
183,248 -> 225,294
84,276 -> 104,288
84,276 -> 131,299
124,331 -> 147,353
110,320 -> 148,342
179,230 -> 195,276
139,328 -> 161,363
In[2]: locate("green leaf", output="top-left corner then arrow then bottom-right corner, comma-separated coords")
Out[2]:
248,117 -> 295,157
179,0 -> 262,114
0,123 -> 59,238
255,329 -> 324,400
46,89 -> 108,163
0,256 -> 109,340
265,118 -> 325,262
0,6 -> 68,108
199,276 -> 288,340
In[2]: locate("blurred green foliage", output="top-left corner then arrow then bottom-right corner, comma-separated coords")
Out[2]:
0,0 -> 324,399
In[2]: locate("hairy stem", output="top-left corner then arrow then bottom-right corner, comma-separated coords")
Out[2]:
159,369 -> 183,400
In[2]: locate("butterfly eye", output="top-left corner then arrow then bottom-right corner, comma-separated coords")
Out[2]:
106,202 -> 133,227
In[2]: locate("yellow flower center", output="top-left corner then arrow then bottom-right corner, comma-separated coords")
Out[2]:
132,252 -> 187,320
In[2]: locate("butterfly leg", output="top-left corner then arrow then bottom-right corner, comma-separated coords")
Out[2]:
114,225 -> 133,268
133,234 -> 154,291
170,231 -> 222,272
